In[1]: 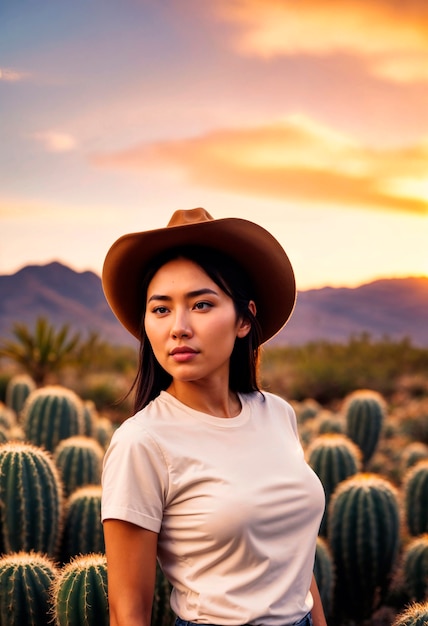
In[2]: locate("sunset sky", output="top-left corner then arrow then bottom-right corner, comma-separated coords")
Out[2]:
1,0 -> 428,290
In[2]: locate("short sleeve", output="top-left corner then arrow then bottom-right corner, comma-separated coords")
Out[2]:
101,422 -> 169,532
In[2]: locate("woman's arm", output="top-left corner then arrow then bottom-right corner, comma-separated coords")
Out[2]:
310,574 -> 328,626
104,519 -> 159,626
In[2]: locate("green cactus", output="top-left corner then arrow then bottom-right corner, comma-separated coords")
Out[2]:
54,435 -> 104,497
0,551 -> 58,626
60,485 -> 105,563
0,401 -> 17,431
401,442 -> 428,474
0,441 -> 63,557
399,535 -> 428,602
328,472 -> 401,621
0,427 -> 8,444
94,416 -> 114,450
403,460 -> 428,536
23,385 -> 85,453
313,536 -> 334,618
5,374 -> 36,418
82,400 -> 97,437
52,554 -> 109,626
306,434 -> 362,535
344,389 -> 386,465
392,602 -> 428,626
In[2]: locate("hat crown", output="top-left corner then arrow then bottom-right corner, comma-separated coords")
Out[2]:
167,208 -> 214,228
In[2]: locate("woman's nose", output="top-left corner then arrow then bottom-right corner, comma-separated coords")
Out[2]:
170,311 -> 193,339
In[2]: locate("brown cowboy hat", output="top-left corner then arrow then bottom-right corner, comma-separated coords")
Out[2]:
102,208 -> 296,344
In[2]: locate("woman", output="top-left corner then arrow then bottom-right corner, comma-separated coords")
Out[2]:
101,208 -> 327,626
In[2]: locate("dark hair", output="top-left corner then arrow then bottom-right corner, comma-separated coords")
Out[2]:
131,245 -> 262,412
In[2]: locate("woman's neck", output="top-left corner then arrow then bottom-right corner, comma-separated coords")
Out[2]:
166,380 -> 241,418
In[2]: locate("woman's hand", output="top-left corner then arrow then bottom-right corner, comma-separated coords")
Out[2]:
104,519 -> 159,626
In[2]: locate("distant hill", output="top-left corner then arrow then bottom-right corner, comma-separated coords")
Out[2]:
0,262 -> 427,347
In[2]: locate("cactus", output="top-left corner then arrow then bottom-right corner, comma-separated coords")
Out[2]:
399,535 -> 428,602
328,473 -> 400,621
306,434 -> 362,535
52,553 -> 109,626
0,401 -> 17,431
82,400 -> 97,437
403,460 -> 428,536
401,442 -> 428,473
0,441 -> 63,557
344,389 -> 386,465
60,485 -> 105,563
313,536 -> 334,618
0,551 -> 58,626
23,385 -> 85,452
5,374 -> 36,418
392,602 -> 428,626
94,416 -> 114,450
54,435 -> 104,496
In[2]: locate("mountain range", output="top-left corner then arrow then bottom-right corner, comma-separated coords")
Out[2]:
0,262 -> 427,347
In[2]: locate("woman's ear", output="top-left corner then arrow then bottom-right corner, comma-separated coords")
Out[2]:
236,300 -> 257,338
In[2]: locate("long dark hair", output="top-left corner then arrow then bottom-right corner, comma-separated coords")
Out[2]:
131,245 -> 263,412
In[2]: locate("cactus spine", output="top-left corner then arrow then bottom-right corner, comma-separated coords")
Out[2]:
54,435 -> 104,496
344,389 -> 385,465
306,434 -> 362,535
0,441 -> 63,557
0,551 -> 58,626
392,602 -> 428,626
23,385 -> 85,452
328,473 -> 400,621
52,554 -> 109,626
403,460 -> 428,536
5,374 -> 36,418
60,485 -> 105,563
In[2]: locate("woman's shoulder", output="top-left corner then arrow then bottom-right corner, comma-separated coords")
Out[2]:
242,390 -> 294,411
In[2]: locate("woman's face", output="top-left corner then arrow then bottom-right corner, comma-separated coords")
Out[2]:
144,258 -> 252,385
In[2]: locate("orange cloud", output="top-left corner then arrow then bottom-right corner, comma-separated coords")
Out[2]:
213,0 -> 428,83
31,131 -> 77,153
92,115 -> 428,214
0,67 -> 28,82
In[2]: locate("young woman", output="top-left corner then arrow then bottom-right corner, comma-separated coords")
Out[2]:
101,208 -> 327,626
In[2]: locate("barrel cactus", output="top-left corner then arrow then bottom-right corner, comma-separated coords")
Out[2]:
23,385 -> 85,452
401,442 -> 428,474
5,374 -> 36,418
313,536 -> 334,617
0,441 -> 63,557
52,554 -> 109,626
306,433 -> 362,535
0,401 -> 17,431
0,551 -> 58,626
392,602 -> 428,626
60,485 -> 105,563
344,389 -> 386,466
397,535 -> 428,602
82,400 -> 97,437
403,460 -> 428,536
54,435 -> 104,496
94,416 -> 114,450
328,472 -> 401,621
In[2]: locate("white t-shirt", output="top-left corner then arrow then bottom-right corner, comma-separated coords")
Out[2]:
102,391 -> 325,625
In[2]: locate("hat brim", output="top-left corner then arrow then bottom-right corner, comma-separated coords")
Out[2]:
102,217 -> 296,344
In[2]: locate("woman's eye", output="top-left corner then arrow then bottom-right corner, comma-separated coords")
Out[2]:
194,301 -> 213,311
153,306 -> 169,314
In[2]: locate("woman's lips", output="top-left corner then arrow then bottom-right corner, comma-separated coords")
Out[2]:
170,347 -> 198,362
